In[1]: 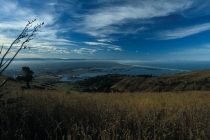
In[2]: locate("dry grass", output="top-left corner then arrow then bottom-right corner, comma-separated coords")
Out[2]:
112,69 -> 210,92
1,90 -> 210,139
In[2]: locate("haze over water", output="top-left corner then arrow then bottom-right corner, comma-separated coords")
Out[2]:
3,60 -> 210,81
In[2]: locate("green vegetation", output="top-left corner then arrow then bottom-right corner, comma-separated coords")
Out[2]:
78,74 -> 153,92
0,19 -> 44,100
16,66 -> 34,88
1,88 -> 210,139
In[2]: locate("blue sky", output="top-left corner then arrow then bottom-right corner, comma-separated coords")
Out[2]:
1,0 -> 210,60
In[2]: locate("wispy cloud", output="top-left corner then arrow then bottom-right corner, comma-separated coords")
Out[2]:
157,23 -> 210,40
84,42 -> 122,51
97,38 -> 116,43
31,46 -> 70,54
84,42 -> 107,46
69,41 -> 122,55
71,48 -> 97,54
0,47 -> 42,58
0,0 -> 57,27
181,0 -> 210,18
0,0 -> 74,57
1,0 -> 209,60
75,0 -> 193,37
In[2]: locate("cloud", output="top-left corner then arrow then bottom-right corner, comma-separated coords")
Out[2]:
75,0 -> 193,37
84,42 -> 106,46
97,38 -> 116,43
71,48 -> 97,54
0,0 -> 57,26
181,0 -> 210,18
2,0 -> 209,60
0,47 -> 42,58
70,41 -> 123,55
28,46 -> 70,54
94,0 -> 123,4
107,46 -> 122,51
157,23 -> 210,40
0,0 -> 75,57
12,52 -> 42,58
84,42 -> 122,51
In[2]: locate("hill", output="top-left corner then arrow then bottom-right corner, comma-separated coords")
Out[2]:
1,69 -> 210,139
1,68 -> 210,93
111,69 -> 210,92
77,74 -> 152,92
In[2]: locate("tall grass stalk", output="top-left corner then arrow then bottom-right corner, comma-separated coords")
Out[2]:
0,91 -> 210,139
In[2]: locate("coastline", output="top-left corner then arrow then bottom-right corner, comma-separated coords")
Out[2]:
4,59 -> 210,83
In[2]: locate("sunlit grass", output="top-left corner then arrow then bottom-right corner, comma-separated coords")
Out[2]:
1,90 -> 210,139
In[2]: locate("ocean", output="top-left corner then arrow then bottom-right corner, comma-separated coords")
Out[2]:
117,60 -> 210,75
2,59 -> 210,82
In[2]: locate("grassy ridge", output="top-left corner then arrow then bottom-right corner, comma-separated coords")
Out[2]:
112,69 -> 210,92
1,90 -> 210,139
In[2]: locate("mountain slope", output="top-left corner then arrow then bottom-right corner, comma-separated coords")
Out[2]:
111,69 -> 210,92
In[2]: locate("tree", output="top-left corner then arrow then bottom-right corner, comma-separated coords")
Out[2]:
0,19 -> 44,75
0,19 -> 44,97
16,66 -> 34,89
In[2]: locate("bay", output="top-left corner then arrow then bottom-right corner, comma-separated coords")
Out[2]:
2,59 -> 210,82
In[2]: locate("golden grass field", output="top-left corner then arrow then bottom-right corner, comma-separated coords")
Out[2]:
1,86 -> 210,139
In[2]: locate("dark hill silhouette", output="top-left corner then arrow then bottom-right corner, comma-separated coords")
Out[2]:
77,74 -> 153,92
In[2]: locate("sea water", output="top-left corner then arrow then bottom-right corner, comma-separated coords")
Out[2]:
2,59 -> 210,82
117,60 -> 210,75
117,60 -> 210,71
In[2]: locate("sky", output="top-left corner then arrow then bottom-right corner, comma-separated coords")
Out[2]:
1,0 -> 210,60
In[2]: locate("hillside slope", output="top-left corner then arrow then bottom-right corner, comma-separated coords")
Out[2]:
111,69 -> 210,92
